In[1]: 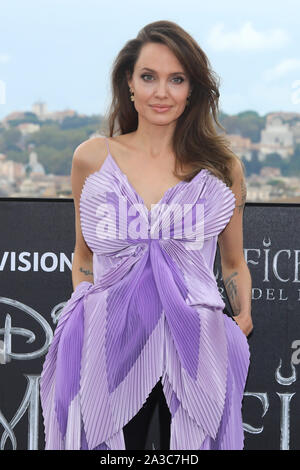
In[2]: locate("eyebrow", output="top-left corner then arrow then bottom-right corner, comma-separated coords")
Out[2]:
139,67 -> 187,76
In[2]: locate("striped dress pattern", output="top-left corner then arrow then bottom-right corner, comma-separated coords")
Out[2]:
39,137 -> 250,450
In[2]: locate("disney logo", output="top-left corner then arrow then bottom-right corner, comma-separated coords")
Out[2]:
0,296 -> 66,364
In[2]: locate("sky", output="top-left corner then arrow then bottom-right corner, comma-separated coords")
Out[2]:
0,0 -> 300,120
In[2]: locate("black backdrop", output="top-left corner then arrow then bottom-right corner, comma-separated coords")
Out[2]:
0,197 -> 299,450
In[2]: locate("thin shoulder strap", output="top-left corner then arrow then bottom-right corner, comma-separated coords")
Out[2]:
104,136 -> 110,156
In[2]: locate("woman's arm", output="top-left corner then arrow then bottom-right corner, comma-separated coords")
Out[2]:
70,141 -> 96,290
218,157 -> 253,337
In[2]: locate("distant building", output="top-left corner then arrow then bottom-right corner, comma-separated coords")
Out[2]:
17,122 -> 40,135
2,111 -> 26,128
46,109 -> 77,122
24,151 -> 45,176
32,101 -> 48,118
226,134 -> 253,161
260,167 -> 282,178
32,101 -> 77,123
292,121 -> 300,145
0,153 -> 26,182
259,115 -> 294,161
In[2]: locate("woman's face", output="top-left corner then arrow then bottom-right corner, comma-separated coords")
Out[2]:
127,42 -> 192,124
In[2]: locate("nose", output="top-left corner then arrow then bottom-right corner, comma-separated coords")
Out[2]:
154,80 -> 169,97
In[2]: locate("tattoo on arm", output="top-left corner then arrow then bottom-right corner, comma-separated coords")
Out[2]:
79,266 -> 93,277
236,178 -> 247,214
223,271 -> 241,317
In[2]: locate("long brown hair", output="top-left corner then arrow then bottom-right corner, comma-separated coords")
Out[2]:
100,20 -> 242,188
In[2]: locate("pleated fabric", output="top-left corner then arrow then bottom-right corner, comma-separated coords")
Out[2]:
39,137 -> 250,450
122,378 -> 171,450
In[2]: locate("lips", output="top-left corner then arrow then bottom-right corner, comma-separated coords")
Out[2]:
150,105 -> 171,113
150,105 -> 171,108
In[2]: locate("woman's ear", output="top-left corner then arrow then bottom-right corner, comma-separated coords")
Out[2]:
126,70 -> 132,89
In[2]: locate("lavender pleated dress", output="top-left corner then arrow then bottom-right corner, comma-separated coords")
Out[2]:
39,137 -> 250,450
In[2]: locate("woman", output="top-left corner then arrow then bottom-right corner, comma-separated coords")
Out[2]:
40,20 -> 253,451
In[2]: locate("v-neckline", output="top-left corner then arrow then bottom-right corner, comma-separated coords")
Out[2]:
107,151 -> 207,214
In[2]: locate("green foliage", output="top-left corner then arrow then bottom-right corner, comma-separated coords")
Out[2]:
267,179 -> 286,187
288,144 -> 300,175
219,110 -> 266,143
0,114 -> 104,175
264,152 -> 283,167
1,110 -> 299,178
7,112 -> 40,126
241,150 -> 262,176
0,128 -> 23,149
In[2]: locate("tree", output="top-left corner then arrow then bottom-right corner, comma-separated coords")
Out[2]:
219,110 -> 266,143
264,152 -> 283,170
242,150 -> 262,176
288,144 -> 300,175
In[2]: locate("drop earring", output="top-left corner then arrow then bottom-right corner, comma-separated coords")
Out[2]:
186,91 -> 192,106
129,87 -> 135,102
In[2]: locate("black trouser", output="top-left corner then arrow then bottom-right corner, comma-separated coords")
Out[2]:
123,379 -> 171,450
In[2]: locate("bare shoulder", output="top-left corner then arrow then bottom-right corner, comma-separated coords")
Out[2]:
230,155 -> 245,183
71,136 -> 109,206
73,136 -> 108,176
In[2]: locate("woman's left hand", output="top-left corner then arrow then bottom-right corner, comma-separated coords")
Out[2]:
233,314 -> 253,337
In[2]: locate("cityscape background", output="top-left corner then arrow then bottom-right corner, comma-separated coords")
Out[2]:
1,0 -> 300,202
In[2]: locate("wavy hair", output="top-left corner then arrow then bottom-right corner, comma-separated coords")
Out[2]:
100,20 -> 242,187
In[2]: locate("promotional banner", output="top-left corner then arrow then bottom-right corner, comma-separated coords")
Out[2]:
0,198 -> 299,450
